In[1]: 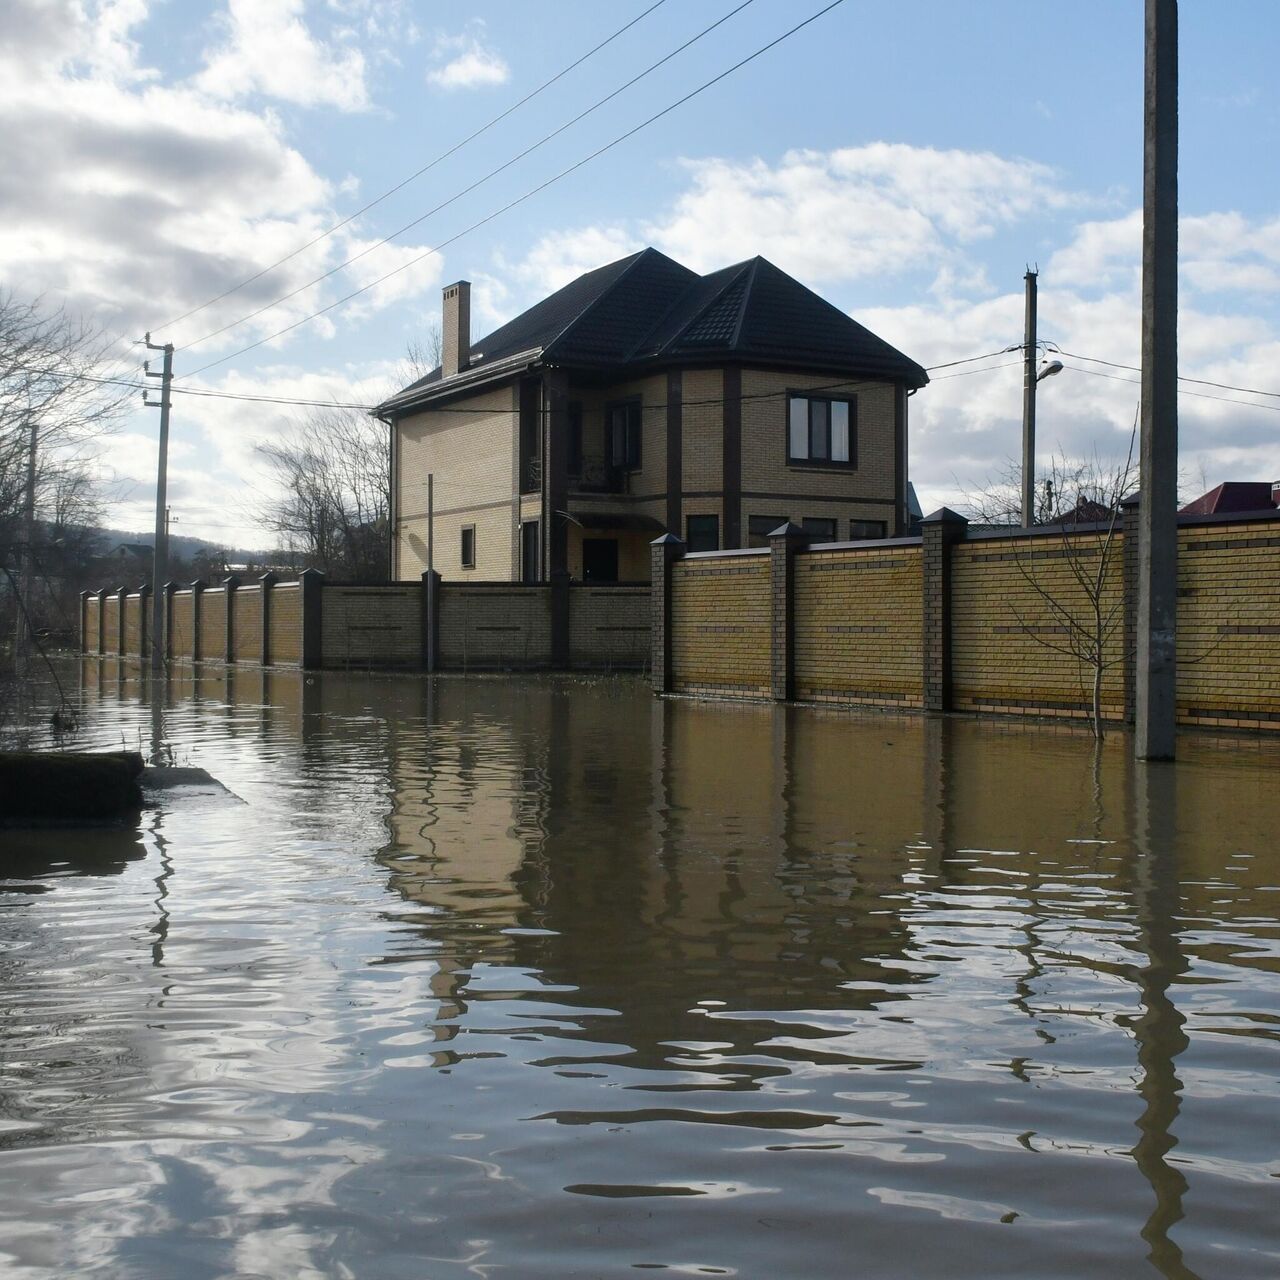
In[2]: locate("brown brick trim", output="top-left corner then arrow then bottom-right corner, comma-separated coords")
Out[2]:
723,366 -> 741,548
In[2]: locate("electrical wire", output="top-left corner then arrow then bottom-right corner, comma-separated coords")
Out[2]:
178,0 -> 848,381
1050,346 -> 1280,400
175,0 -> 757,353
155,0 -> 671,333
1062,361 -> 1280,413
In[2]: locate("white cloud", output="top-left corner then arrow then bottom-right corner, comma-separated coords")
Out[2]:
426,27 -> 509,91
196,0 -> 370,111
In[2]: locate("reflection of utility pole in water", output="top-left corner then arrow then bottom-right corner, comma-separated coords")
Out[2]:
1129,762 -> 1197,1279
149,812 -> 173,969
920,715 -> 954,882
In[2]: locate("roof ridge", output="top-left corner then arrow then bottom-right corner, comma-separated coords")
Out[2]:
726,257 -> 762,350
542,247 -> 660,360
650,260 -> 753,357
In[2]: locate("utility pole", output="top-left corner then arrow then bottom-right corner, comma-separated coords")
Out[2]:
1021,268 -> 1038,527
144,335 -> 174,674
12,399 -> 36,676
1136,0 -> 1179,761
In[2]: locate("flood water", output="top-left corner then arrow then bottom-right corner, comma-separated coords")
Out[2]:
1,662 -> 1278,1278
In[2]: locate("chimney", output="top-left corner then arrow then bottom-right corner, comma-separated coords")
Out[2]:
442,280 -> 470,379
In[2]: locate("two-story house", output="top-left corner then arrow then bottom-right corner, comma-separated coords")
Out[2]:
378,248 -> 928,583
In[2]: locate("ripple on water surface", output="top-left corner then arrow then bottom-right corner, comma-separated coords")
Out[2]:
1,664 -> 1279,1278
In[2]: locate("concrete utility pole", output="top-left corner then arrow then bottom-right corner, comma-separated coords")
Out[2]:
144,335 -> 174,674
1136,0 -> 1179,760
12,401 -> 36,675
1021,268 -> 1038,527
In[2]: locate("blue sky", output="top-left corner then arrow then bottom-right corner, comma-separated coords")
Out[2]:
4,0 -> 1279,547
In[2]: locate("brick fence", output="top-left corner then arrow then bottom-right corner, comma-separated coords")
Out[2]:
651,506 -> 1280,732
82,571 -> 649,673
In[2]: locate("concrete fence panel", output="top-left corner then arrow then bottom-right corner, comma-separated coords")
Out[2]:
270,582 -> 303,666
170,590 -> 195,660
85,596 -> 101,655
199,588 -> 226,663
437,584 -> 551,669
123,593 -> 143,656
1176,521 -> 1280,729
794,544 -> 925,708
671,552 -> 771,698
950,530 -> 1126,722
569,585 -> 649,670
234,585 -> 263,664
322,584 -> 422,668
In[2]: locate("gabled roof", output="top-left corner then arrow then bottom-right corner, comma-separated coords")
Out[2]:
381,248 -> 928,413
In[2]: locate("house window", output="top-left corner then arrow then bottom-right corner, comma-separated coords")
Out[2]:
849,519 -> 887,540
801,517 -> 837,541
460,525 -> 476,569
567,401 -> 583,475
788,394 -> 855,466
748,515 -> 786,548
607,400 -> 642,469
686,514 -> 719,553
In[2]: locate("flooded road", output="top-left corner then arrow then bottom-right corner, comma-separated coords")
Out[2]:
1,662 -> 1278,1278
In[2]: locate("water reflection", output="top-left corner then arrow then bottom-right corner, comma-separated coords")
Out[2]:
0,663 -> 1276,1278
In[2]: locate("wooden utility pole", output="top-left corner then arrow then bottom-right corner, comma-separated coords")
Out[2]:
1136,0 -> 1179,760
144,336 -> 174,674
1021,268 -> 1038,527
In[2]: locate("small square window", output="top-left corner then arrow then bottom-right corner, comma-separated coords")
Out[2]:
460,525 -> 475,569
748,515 -> 786,548
686,514 -> 719,553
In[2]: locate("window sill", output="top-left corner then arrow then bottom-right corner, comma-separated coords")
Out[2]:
786,462 -> 858,473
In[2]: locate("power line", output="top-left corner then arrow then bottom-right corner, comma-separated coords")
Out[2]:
928,358 -> 1023,381
179,1 -> 848,381
175,0 -> 757,353
1051,346 -> 1280,401
1063,361 -> 1280,413
155,0 -> 671,334
923,347 -> 1019,371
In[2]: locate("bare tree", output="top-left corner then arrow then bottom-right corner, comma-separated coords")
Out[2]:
403,322 -> 442,383
964,428 -> 1138,739
256,406 -> 390,580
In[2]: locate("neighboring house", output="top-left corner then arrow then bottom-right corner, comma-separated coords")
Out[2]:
377,248 -> 928,584
1180,481 -> 1280,516
109,542 -> 153,566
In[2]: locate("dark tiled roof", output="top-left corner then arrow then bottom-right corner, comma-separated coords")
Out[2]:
384,248 -> 927,411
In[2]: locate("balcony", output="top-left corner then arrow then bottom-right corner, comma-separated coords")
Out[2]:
572,459 -> 625,494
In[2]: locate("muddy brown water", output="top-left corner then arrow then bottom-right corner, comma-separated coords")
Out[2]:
1,662 -> 1277,1278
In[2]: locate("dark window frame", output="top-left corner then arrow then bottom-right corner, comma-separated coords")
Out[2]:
801,517 -> 838,542
460,524 -> 476,570
606,397 -> 643,471
747,514 -> 787,548
685,514 -> 720,553
786,391 -> 857,469
848,519 -> 887,541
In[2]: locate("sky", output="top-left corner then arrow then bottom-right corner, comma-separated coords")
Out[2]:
3,0 -> 1279,548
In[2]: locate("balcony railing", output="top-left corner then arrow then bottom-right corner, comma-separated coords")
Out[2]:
573,459 -> 625,494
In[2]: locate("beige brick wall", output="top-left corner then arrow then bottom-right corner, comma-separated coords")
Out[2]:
322,585 -> 422,668
269,583 -> 302,666
1177,522 -> 1280,727
437,584 -> 551,668
232,586 -> 262,663
681,368 -> 723,492
396,383 -> 516,579
171,591 -> 195,660
794,544 -> 924,706
951,531 -> 1126,719
671,554 -> 771,697
102,596 -> 119,653
199,588 -> 226,662
123,594 -> 142,655
569,585 -> 649,669
84,597 -> 100,653
739,370 -> 898,505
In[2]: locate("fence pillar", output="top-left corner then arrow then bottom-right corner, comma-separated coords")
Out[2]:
649,533 -> 685,693
259,571 -> 277,666
115,586 -> 128,656
96,588 -> 108,655
164,580 -> 179,662
1121,493 -> 1140,725
421,568 -> 440,671
137,583 -> 152,661
769,522 -> 808,701
79,591 -> 89,654
300,568 -> 324,671
190,580 -> 206,662
550,571 -> 571,669
921,507 -> 968,712
223,574 -> 241,663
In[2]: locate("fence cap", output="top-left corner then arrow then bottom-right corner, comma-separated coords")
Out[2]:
650,533 -> 685,547
921,506 -> 969,526
164,579 -> 182,591
768,521 -> 808,541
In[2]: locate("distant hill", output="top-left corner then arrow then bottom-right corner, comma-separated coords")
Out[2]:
99,529 -> 273,564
